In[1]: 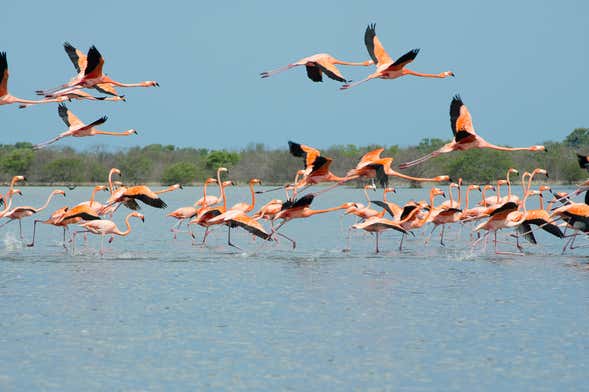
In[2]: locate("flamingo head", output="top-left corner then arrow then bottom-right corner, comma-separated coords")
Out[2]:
533,168 -> 548,177
145,81 -> 159,87
131,212 -> 145,222
538,185 -> 551,192
365,183 -> 377,191
110,168 -> 121,176
127,129 -> 138,135
484,185 -> 496,192
11,175 -> 26,184
95,185 -> 108,192
442,71 -> 455,77
250,178 -> 262,185
508,168 -> 519,176
431,187 -> 445,198
205,178 -> 218,184
530,145 -> 546,152
222,180 -> 234,187
468,185 -> 481,192
497,179 -> 508,186
10,189 -> 23,197
384,187 -> 396,194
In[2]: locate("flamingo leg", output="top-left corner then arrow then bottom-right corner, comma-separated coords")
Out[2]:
399,233 -> 405,251
440,225 -> 446,247
100,235 -> 105,256
227,227 -> 241,250
375,232 -> 380,253
26,220 -> 41,247
276,231 -> 296,249
398,150 -> 443,169
260,64 -> 296,78
18,220 -> 23,239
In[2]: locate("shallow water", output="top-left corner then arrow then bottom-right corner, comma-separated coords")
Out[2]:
1,186 -> 588,391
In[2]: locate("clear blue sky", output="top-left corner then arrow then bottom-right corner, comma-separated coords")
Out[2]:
1,0 -> 587,151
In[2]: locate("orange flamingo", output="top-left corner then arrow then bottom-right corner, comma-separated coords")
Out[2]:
0,52 -> 66,106
33,103 -> 137,149
340,24 -> 454,90
207,178 -> 262,248
271,194 -> 356,248
351,215 -> 411,253
343,148 -> 451,188
397,188 -> 446,250
261,53 -> 373,83
189,180 -> 234,244
59,42 -> 126,99
74,185 -> 109,213
399,95 -> 546,168
168,178 -> 218,239
20,89 -> 125,109
73,212 -> 144,255
26,206 -> 71,248
38,45 -> 158,97
0,189 -> 66,239
105,184 -> 168,211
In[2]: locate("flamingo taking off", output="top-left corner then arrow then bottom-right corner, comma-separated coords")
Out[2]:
38,45 -> 159,97
33,103 -> 137,150
340,24 -> 454,90
0,52 -> 65,106
261,53 -> 373,83
399,95 -> 546,169
73,212 -> 144,255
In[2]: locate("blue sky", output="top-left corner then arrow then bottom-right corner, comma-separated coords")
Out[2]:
1,0 -> 587,151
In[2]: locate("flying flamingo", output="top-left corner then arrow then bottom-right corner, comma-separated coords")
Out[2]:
33,103 -> 137,150
345,148 -> 451,187
261,53 -> 373,83
0,189 -> 66,239
105,184 -> 169,211
399,95 -> 546,169
38,45 -> 159,97
20,89 -> 125,109
340,24 -> 454,90
271,194 -> 357,249
0,52 -> 66,107
58,42 -> 126,99
73,212 -> 144,255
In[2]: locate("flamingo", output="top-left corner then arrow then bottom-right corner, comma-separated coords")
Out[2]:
498,168 -> 520,204
440,179 -> 463,209
207,178 -> 262,248
38,45 -> 159,97
261,53 -> 373,83
105,184 -> 169,211
399,95 -> 546,169
514,186 -> 563,244
0,52 -> 66,106
0,189 -> 23,219
26,206 -> 71,248
189,180 -> 235,244
58,42 -> 126,99
73,212 -> 144,255
33,103 -> 137,150
340,24 -> 454,90
168,178 -> 218,238
271,193 -> 357,249
351,216 -> 411,253
397,188 -> 446,250
0,189 -> 66,239
20,89 -> 125,109
370,187 -> 403,220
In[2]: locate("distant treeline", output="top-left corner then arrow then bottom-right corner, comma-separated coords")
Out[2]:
1,128 -> 589,186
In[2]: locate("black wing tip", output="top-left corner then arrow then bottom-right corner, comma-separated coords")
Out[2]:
288,141 -> 304,157
0,51 -> 7,67
451,94 -> 462,104
63,41 -> 74,49
367,23 -> 376,32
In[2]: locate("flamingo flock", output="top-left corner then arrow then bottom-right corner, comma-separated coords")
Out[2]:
2,23 -> 587,256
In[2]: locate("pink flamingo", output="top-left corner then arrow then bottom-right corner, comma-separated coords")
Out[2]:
34,103 -> 137,149
73,212 -> 144,255
261,53 -> 373,83
399,95 -> 546,168
340,24 -> 454,90
1,189 -> 66,239
38,45 -> 158,97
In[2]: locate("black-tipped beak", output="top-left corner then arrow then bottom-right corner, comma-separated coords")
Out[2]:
63,193 -> 66,197
179,184 -> 184,189
477,188 -> 482,192
544,148 -> 548,153
141,216 -> 145,222
23,176 -> 27,181
448,178 -> 454,183
450,72 -> 455,77
545,173 -> 549,178
441,192 -> 446,198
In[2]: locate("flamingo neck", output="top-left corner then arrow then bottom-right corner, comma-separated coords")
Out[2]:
35,191 -> 61,213
246,182 -> 257,212
116,213 -> 135,236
